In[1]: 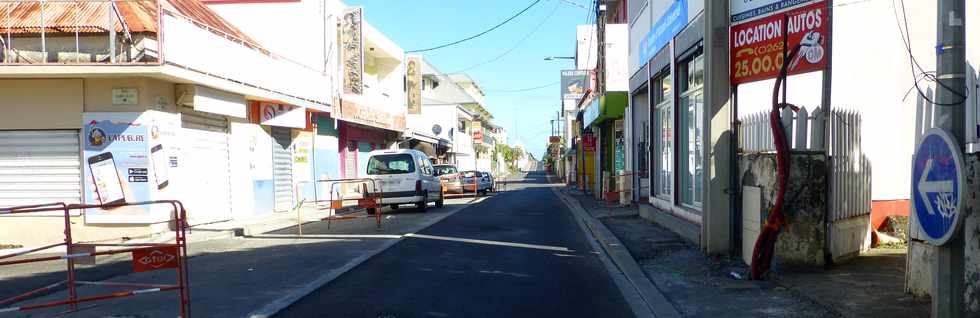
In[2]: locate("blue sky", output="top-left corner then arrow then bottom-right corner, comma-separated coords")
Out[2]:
345,0 -> 591,158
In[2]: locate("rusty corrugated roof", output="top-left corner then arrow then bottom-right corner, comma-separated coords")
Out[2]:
0,0 -> 256,44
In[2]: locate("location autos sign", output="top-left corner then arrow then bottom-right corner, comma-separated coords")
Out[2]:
729,0 -> 828,85
911,128 -> 966,246
561,70 -> 590,100
638,0 -> 688,64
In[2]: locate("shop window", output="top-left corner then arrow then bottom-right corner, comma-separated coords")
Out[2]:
651,69 -> 672,199
678,51 -> 704,208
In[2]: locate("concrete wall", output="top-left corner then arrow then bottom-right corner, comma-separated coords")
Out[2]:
0,79 -> 83,129
907,153 -> 980,313
739,153 -> 828,268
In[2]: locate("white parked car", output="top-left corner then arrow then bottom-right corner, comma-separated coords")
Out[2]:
460,170 -> 493,195
364,149 -> 443,213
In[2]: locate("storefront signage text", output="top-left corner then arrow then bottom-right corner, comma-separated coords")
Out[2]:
638,0 -> 688,64
730,0 -> 817,23
729,0 -> 827,85
340,99 -> 407,131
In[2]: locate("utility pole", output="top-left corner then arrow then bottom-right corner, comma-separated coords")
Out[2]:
934,0 -> 965,317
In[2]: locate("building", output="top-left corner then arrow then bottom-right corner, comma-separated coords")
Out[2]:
0,0 -> 333,245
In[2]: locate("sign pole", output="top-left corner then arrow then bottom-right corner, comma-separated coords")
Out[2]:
934,0 -> 966,316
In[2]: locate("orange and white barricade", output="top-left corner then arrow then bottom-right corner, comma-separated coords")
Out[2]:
294,178 -> 383,235
0,201 -> 191,317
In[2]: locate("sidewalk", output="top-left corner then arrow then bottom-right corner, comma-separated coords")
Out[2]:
559,187 -> 835,318
0,195 -> 491,317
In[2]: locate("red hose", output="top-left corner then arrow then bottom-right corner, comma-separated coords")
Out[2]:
749,43 -> 802,280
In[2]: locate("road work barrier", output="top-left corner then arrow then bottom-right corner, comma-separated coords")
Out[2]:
294,178 -> 384,235
0,201 -> 191,317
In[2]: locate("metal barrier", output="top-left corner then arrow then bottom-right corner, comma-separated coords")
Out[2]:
293,178 -> 383,235
0,200 -> 191,317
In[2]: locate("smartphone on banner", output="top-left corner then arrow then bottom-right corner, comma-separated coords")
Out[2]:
87,152 -> 126,206
151,144 -> 170,189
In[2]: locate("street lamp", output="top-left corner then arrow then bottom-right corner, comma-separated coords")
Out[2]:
544,56 -> 575,61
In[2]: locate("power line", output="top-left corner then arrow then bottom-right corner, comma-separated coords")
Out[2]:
485,81 -> 560,93
892,0 -> 967,106
406,0 -> 543,53
450,1 -> 561,73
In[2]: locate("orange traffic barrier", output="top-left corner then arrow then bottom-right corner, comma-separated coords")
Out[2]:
0,201 -> 191,317
293,178 -> 384,234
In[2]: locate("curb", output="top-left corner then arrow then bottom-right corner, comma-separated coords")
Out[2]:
553,188 -> 681,318
246,195 -> 493,318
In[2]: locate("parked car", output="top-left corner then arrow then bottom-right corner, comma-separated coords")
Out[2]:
433,164 -> 464,194
364,149 -> 443,213
460,170 -> 492,195
482,171 -> 495,192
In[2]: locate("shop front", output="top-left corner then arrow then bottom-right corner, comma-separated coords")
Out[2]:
583,92 -> 627,201
336,99 -> 406,179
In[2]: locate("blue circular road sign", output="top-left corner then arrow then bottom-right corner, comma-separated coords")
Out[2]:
911,128 -> 965,246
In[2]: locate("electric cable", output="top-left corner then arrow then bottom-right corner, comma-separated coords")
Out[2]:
485,81 -> 560,93
892,0 -> 967,106
450,1 -> 561,73
406,0 -> 543,53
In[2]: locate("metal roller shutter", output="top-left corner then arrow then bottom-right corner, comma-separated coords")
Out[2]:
271,127 -> 294,212
180,109 -> 233,224
0,130 -> 82,208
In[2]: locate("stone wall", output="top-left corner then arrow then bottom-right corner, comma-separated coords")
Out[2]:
739,152 -> 829,269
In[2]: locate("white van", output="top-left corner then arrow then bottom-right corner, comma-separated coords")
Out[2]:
364,149 -> 443,213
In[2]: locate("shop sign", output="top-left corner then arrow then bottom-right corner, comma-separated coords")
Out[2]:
341,7 -> 364,95
340,99 -> 407,131
583,99 -> 600,127
406,55 -> 423,115
730,0 -> 818,23
582,134 -> 596,152
112,88 -> 138,105
638,0 -> 688,64
472,121 -> 483,144
257,102 -> 306,128
549,136 -> 561,144
561,70 -> 590,100
83,111 -> 180,224
730,0 -> 827,85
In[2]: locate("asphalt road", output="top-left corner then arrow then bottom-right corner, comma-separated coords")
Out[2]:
277,172 -> 634,318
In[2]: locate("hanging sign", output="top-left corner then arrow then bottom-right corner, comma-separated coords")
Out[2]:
730,0 -> 828,85
341,7 -> 364,95
472,121 -> 483,144
406,55 -> 423,114
582,134 -> 596,152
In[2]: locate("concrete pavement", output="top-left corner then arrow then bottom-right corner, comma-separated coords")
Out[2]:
276,172 -> 635,318
1,194 -> 489,317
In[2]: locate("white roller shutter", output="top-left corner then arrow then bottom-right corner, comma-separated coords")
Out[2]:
0,130 -> 82,208
180,109 -> 233,224
271,127 -> 294,212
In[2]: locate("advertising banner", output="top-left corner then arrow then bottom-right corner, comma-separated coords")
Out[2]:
83,112 -> 180,224
341,7 -> 364,95
406,55 -> 423,114
730,0 -> 818,23
472,121 -> 483,144
729,0 -> 828,85
582,134 -> 596,152
561,70 -> 590,101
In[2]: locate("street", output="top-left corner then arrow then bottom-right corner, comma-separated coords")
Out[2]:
277,172 -> 634,318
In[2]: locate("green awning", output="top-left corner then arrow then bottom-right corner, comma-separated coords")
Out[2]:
583,92 -> 628,127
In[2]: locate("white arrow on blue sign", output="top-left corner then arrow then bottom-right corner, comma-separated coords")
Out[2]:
911,128 -> 966,246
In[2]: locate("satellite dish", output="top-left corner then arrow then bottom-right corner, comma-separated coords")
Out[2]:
432,124 -> 443,135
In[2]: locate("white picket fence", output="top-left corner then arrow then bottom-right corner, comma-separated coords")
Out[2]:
738,107 -> 871,222
914,63 -> 980,149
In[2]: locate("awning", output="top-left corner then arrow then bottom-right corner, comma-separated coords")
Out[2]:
563,147 -> 576,157
583,92 -> 628,127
